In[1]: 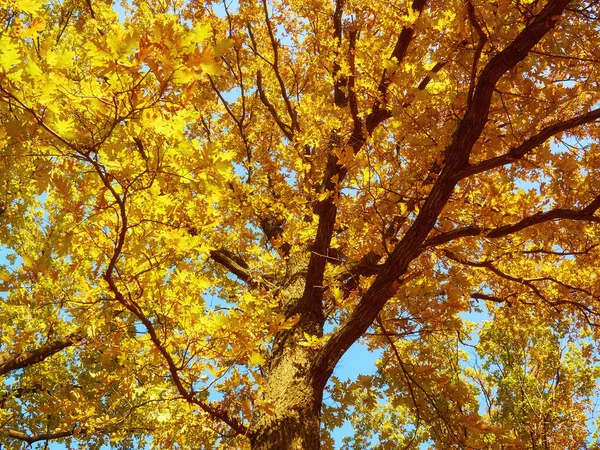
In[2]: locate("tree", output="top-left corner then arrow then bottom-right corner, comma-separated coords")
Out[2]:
1,0 -> 600,448
468,309 -> 599,449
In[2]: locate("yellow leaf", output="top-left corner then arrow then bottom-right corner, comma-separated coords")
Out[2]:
15,0 -> 43,14
214,38 -> 233,56
51,117 -> 77,139
0,36 -> 21,71
172,68 -> 198,85
249,352 -> 265,366
241,399 -> 252,419
190,23 -> 212,44
21,255 -> 35,268
200,62 -> 223,76
156,410 -> 171,423
20,17 -> 46,38
46,49 -> 75,69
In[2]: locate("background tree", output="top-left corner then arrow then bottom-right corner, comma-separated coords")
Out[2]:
468,309 -> 598,449
1,0 -> 600,448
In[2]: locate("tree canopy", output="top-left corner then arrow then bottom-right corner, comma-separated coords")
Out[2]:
2,0 -> 600,448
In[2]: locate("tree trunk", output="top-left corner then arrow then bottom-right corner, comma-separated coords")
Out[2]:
248,251 -> 326,449
249,339 -> 323,450
250,402 -> 321,450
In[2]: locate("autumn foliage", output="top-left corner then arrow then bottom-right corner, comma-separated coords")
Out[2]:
2,0 -> 600,448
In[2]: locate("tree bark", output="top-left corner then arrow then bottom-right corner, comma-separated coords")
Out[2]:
250,332 -> 323,450
251,416 -> 320,450
250,252 -> 324,449
250,391 -> 321,450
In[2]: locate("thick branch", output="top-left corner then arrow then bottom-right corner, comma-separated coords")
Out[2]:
312,0 -> 572,388
446,0 -> 569,171
0,428 -> 73,445
425,194 -> 600,248
209,249 -> 250,280
332,0 -> 348,107
457,107 -> 600,179
465,0 -> 488,107
336,251 -> 383,293
383,57 -> 447,242
416,61 -> 446,91
347,30 -> 359,123
0,334 -> 82,376
209,249 -> 276,290
364,0 -> 429,134
256,70 -> 294,141
299,0 -> 430,324
471,293 -> 512,304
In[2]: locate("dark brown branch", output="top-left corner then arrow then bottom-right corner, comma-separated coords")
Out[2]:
0,67 -> 251,436
256,70 -> 294,140
340,251 -> 383,279
425,194 -> 600,248
89,158 -> 249,436
383,56 -> 448,240
471,293 -> 512,304
210,249 -> 250,278
104,279 -> 249,436
0,384 -> 45,408
364,0 -> 429,135
450,251 -> 597,301
299,0 -> 430,325
332,0 -> 348,107
444,0 -> 569,172
522,243 -> 599,256
375,316 -> 422,429
529,49 -> 600,64
209,249 -> 276,290
260,0 -> 298,132
465,0 -> 487,107
1,428 -> 74,445
450,252 -> 599,319
55,9 -> 73,45
0,87 -> 81,152
416,61 -> 446,91
84,0 -> 95,19
335,251 -> 383,294
0,334 -> 82,376
539,275 -> 597,298
457,107 -> 600,179
375,316 -> 465,445
347,29 -> 359,123
90,157 -> 242,430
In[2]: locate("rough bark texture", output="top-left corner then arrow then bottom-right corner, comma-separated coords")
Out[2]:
249,345 -> 322,450
250,254 -> 324,450
0,334 -> 82,376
